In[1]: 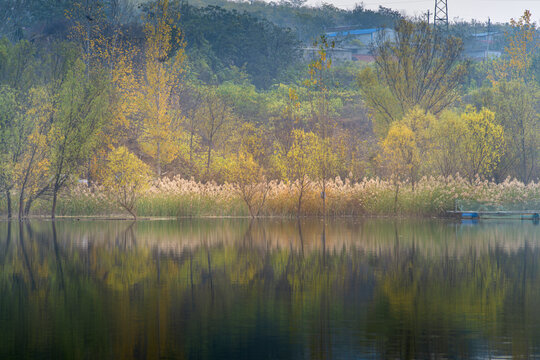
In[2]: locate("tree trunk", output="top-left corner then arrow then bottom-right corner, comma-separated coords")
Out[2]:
85,19 -> 91,79
206,143 -> 212,174
322,180 -> 326,218
19,146 -> 37,220
246,198 -> 254,218
189,130 -> 194,164
297,184 -> 303,218
24,196 -> 33,217
18,189 -> 25,219
255,183 -> 269,217
124,206 -> 137,220
521,137 -> 527,183
394,182 -> 400,215
157,142 -> 161,178
51,188 -> 58,219
5,190 -> 11,219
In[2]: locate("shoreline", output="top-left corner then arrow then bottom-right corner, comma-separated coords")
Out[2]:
0,213 -> 485,222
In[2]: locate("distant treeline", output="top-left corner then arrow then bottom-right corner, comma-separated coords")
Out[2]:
0,0 -> 514,87
0,0 -> 402,87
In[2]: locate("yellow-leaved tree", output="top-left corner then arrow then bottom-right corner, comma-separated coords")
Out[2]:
428,108 -> 507,181
429,110 -> 467,177
400,107 -> 435,184
139,0 -> 187,177
460,107 -> 505,181
379,107 -> 433,196
229,151 -> 266,218
66,0 -> 105,78
380,123 -> 419,213
306,35 -> 337,217
228,123 -> 271,218
67,1 -> 141,181
103,146 -> 151,219
489,10 -> 538,84
277,129 -> 320,217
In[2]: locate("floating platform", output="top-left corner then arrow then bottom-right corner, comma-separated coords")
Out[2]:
448,210 -> 540,221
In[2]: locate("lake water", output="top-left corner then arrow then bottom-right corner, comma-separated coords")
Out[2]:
0,219 -> 539,359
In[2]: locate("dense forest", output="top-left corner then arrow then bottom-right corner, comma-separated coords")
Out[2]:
0,0 -> 538,219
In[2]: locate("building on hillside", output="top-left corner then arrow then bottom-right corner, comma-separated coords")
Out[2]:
463,31 -> 502,60
306,26 -> 396,63
302,46 -> 355,62
325,27 -> 395,48
305,26 -> 505,63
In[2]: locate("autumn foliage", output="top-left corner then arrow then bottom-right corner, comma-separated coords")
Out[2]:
0,5 -> 538,219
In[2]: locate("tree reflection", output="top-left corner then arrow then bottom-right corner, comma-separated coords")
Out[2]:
0,219 -> 539,358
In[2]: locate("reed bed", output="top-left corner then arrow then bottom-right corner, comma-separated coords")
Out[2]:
35,175 -> 539,218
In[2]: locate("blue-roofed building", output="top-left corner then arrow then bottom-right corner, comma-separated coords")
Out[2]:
302,27 -> 395,63
324,26 -> 395,58
471,31 -> 500,38
464,31 -> 502,60
326,28 -> 380,38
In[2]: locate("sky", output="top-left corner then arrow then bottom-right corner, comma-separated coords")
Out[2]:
306,0 -> 540,23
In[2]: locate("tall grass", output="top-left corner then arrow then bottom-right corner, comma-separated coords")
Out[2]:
1,175 -> 539,218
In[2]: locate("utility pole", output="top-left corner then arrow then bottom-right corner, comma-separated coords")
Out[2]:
486,17 -> 491,60
426,9 -> 431,24
434,0 -> 449,30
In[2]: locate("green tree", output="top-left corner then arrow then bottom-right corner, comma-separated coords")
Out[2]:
0,86 -> 18,218
16,87 -> 53,219
173,2 -> 300,88
269,85 -> 302,154
489,81 -> 538,182
0,39 -> 36,218
48,59 -> 108,218
0,38 -> 35,92
199,86 -> 235,177
358,20 -> 467,136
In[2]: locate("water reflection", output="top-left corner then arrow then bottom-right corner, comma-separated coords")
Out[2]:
0,219 -> 539,359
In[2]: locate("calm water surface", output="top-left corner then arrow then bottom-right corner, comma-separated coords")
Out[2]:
0,219 -> 539,359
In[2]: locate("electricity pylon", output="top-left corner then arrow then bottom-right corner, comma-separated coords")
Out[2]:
433,0 -> 449,30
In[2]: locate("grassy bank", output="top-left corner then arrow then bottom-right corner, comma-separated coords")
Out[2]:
1,176 -> 538,219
